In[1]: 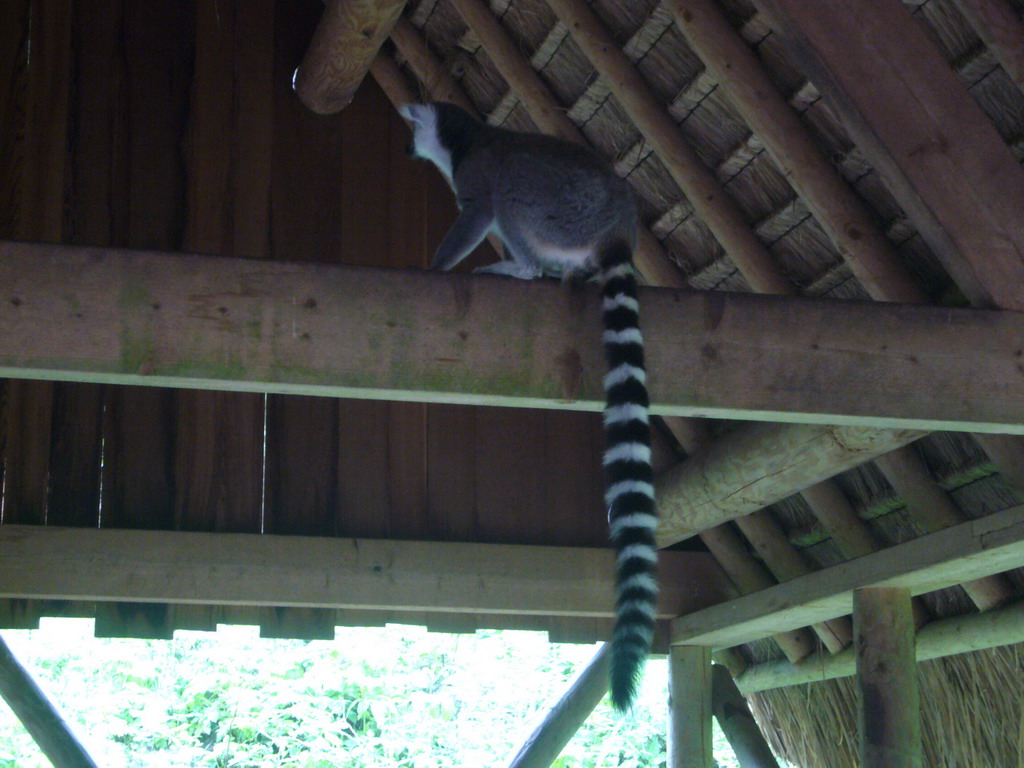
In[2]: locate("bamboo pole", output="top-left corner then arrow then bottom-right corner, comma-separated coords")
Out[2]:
875,446 -> 1013,610
544,0 -> 793,296
0,635 -> 98,768
735,598 -> 1024,693
854,588 -> 922,768
670,645 -> 715,768
294,0 -> 407,113
506,644 -> 610,768
711,665 -> 779,768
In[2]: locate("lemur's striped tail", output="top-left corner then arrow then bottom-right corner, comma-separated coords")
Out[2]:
599,240 -> 657,712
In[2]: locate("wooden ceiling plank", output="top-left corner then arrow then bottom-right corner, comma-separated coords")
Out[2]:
294,0 -> 408,113
754,0 -> 1024,311
544,0 -> 794,296
0,525 -> 728,618
4,242 -> 1024,435
670,503 -> 1024,648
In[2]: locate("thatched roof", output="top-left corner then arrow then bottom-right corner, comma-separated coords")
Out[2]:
376,0 -> 1024,764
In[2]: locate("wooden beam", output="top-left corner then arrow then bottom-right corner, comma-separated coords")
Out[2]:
669,645 -> 714,768
667,0 -> 927,305
854,588 -> 921,768
506,644 -> 610,768
657,424 -> 926,545
736,598 -> 1024,693
754,0 -> 1024,311
710,665 -> 779,768
294,0 -> 407,113
0,525 -> 728,618
670,504 -> 1024,648
0,635 -> 98,768
4,242 -> 1024,435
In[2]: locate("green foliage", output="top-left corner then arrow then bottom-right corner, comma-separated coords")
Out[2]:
0,620 -> 741,767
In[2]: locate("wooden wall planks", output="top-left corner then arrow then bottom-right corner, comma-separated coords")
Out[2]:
0,0 -> 614,639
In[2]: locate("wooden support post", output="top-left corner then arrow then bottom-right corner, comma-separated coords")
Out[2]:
295,0 -> 407,113
506,644 -> 609,768
854,588 -> 921,768
669,645 -> 714,768
711,664 -> 779,768
0,635 -> 98,768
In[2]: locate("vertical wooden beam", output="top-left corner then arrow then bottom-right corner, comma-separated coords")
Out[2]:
295,0 -> 407,113
669,645 -> 714,768
710,664 -> 779,768
507,644 -> 610,768
854,587 -> 921,768
0,635 -> 98,768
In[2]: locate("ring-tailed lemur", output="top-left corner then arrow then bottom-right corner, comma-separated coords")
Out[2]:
401,102 -> 656,711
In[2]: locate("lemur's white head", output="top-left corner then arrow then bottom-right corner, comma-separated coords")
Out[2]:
400,103 -> 453,181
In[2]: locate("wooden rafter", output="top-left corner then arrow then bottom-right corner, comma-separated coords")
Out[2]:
294,0 -> 407,113
545,0 -> 792,296
670,503 -> 1024,649
0,525 -> 729,618
754,0 -> 1024,311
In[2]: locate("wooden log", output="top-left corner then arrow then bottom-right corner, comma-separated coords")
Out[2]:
671,504 -> 1024,649
657,424 -> 926,545
754,0 -> 1024,311
545,0 -> 793,296
699,525 -> 817,663
0,525 -> 730,618
294,0 -> 407,113
389,18 -> 473,110
735,598 -> 1024,693
711,664 -> 779,768
506,644 -> 610,768
669,645 -> 715,768
369,52 -> 417,107
875,446 -> 1014,610
667,0 -> 926,305
0,636 -> 98,768
953,0 -> 1024,96
6,243 -> 1024,436
854,587 -> 921,768
734,511 -> 853,653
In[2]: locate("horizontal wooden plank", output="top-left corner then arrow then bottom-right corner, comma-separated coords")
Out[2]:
735,600 -> 1024,693
0,525 -> 729,618
1,242 -> 1024,432
670,504 -> 1024,648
